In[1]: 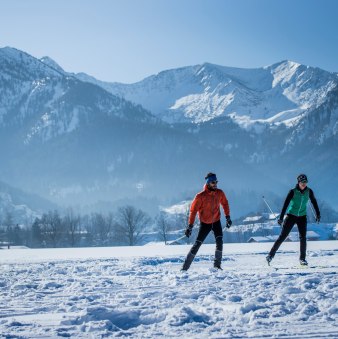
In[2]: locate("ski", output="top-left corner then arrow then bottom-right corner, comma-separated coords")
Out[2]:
270,265 -> 328,271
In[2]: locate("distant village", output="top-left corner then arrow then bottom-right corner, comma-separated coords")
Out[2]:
1,211 -> 338,249
163,212 -> 338,246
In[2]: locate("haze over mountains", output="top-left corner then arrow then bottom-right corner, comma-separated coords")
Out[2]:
1,47 -> 337,222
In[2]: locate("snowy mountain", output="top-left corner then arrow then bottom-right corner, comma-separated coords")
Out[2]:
0,47 -> 266,216
77,60 -> 338,208
76,61 -> 337,129
40,56 -> 66,74
1,46 -> 338,215
76,60 -> 338,159
0,180 -> 56,225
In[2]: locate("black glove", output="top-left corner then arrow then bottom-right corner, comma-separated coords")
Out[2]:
185,224 -> 193,237
277,218 -> 283,226
316,215 -> 321,223
226,216 -> 232,228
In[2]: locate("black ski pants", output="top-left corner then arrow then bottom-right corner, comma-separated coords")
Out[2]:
269,214 -> 307,260
189,220 -> 223,256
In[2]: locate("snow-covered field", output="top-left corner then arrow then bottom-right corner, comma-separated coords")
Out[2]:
1,241 -> 337,338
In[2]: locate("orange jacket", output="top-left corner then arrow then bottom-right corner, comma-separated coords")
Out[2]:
188,184 -> 230,225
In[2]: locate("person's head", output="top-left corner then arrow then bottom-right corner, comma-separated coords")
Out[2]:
297,173 -> 308,189
205,172 -> 218,190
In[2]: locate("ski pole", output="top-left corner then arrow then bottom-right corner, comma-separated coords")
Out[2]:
309,203 -> 318,222
167,234 -> 187,245
222,222 -> 233,232
262,196 -> 279,220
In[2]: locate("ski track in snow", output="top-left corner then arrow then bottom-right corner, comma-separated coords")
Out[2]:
0,242 -> 337,338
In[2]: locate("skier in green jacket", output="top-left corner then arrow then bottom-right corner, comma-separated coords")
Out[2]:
266,174 -> 320,266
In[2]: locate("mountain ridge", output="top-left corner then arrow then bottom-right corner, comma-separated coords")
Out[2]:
74,60 -> 338,130
1,46 -> 338,215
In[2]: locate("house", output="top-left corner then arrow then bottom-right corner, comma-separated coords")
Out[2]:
243,213 -> 280,225
262,213 -> 280,220
247,236 -> 271,243
266,235 -> 279,241
243,216 -> 264,224
334,224 -> 338,239
306,231 -> 320,241
284,231 -> 320,242
286,232 -> 299,242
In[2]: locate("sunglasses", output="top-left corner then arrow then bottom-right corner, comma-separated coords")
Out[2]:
210,181 -> 218,184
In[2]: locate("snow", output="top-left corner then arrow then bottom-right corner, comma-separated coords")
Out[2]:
243,216 -> 263,222
1,241 -> 337,338
0,192 -> 40,223
161,200 -> 191,215
40,56 -> 65,73
267,213 -> 279,220
74,60 -> 338,130
247,236 -> 271,243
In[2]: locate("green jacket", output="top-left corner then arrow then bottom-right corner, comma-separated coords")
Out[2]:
280,185 -> 320,219
287,187 -> 309,216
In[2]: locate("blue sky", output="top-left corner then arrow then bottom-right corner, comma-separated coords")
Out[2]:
1,0 -> 337,83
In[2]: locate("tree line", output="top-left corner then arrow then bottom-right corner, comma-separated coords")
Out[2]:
2,199 -> 336,248
0,205 -> 188,248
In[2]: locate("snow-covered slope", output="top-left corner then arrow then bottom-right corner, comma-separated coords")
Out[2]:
76,61 -> 338,129
40,56 -> 66,73
1,46 -> 338,214
0,191 -> 39,224
105,61 -> 335,208
0,47 -> 264,211
0,180 -> 57,224
0,47 -> 155,141
0,242 -> 337,338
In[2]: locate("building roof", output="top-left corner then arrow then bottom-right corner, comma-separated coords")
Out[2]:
247,236 -> 271,243
306,231 -> 320,239
243,216 -> 263,223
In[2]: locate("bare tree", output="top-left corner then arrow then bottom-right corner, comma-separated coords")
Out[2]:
116,205 -> 151,246
172,205 -> 190,232
3,211 -> 14,228
156,212 -> 171,244
2,211 -> 14,246
91,212 -> 113,246
64,208 -> 81,247
81,214 -> 93,246
8,224 -> 23,245
105,212 -> 115,245
31,217 -> 43,247
41,210 -> 63,247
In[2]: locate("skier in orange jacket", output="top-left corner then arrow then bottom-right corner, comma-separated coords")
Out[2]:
182,172 -> 231,271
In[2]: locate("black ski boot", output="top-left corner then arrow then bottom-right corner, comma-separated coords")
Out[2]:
214,250 -> 223,270
214,263 -> 223,270
300,259 -> 308,266
181,252 -> 195,271
266,255 -> 273,266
